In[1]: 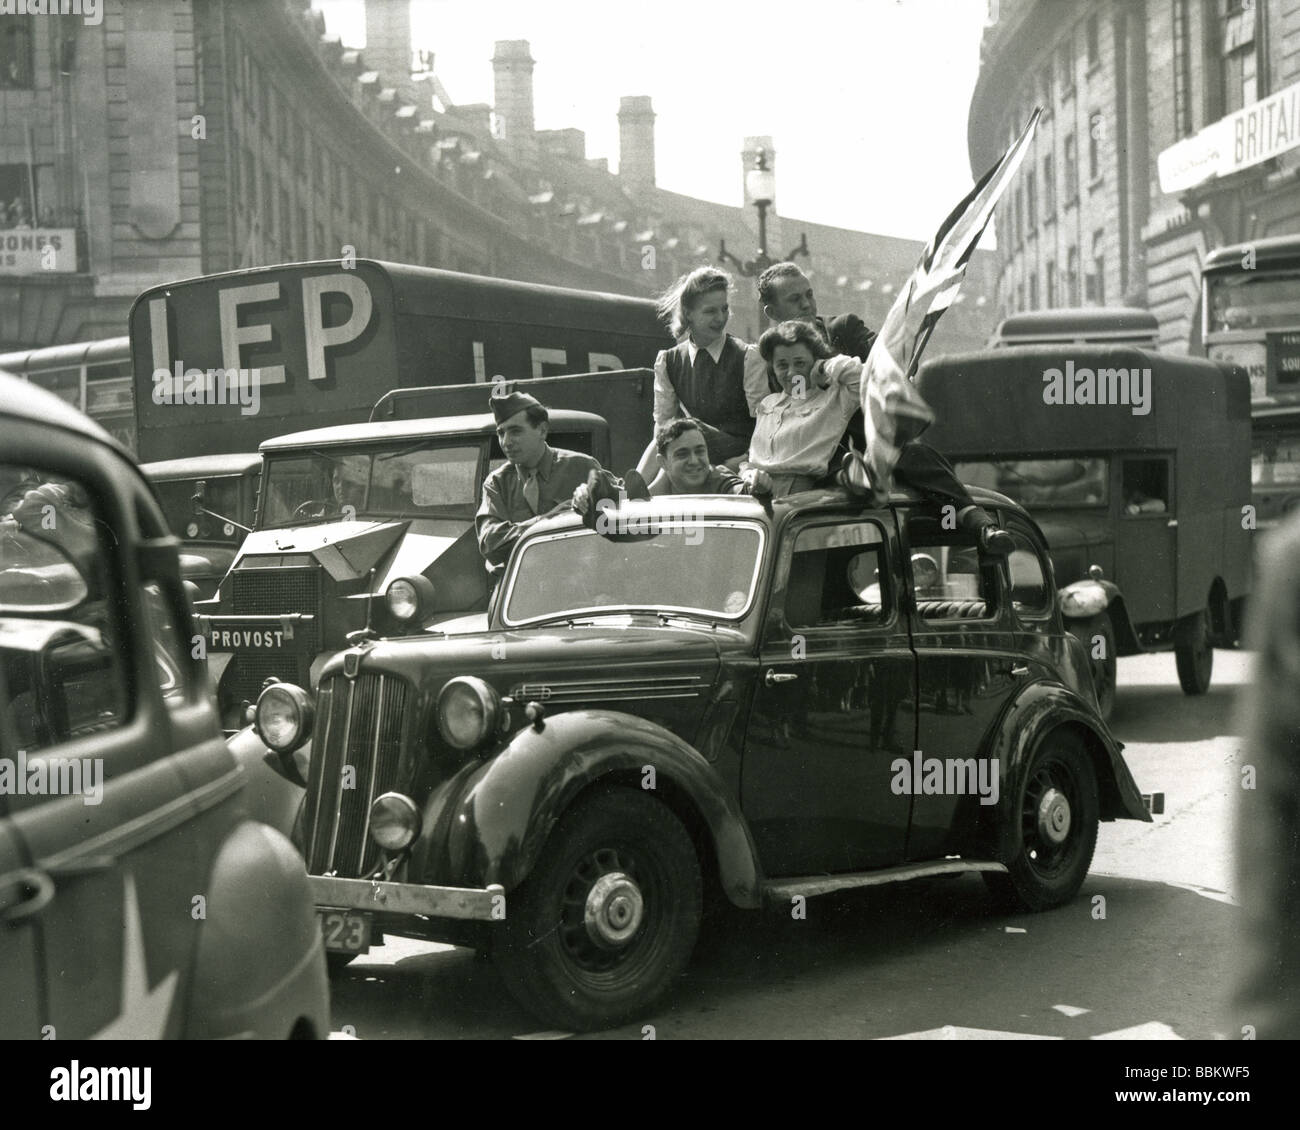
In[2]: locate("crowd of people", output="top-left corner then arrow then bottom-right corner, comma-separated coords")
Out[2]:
474,262 -> 1015,573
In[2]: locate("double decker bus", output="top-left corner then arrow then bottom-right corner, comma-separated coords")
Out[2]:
1201,234 -> 1300,529
0,336 -> 133,450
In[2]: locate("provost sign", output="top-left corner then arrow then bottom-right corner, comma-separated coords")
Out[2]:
1158,79 -> 1300,194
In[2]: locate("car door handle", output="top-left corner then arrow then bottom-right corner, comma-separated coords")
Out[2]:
1167,519 -> 1178,528
765,670 -> 798,686
1009,664 -> 1030,677
0,868 -> 55,923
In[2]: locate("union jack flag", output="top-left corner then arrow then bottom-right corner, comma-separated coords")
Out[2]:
842,108 -> 1042,495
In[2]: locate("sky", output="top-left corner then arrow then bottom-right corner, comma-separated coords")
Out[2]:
312,0 -> 992,242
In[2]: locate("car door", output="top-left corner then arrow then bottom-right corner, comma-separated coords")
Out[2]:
1113,454 -> 1177,622
742,515 -> 916,877
0,449 -> 216,1039
900,507 -> 1029,860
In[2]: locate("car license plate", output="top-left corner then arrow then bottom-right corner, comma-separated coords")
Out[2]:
319,909 -> 372,954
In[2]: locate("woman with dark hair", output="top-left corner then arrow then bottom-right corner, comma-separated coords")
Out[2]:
745,320 -> 1013,553
637,267 -> 769,479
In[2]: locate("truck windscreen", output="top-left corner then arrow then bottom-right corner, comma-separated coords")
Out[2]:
261,443 -> 481,527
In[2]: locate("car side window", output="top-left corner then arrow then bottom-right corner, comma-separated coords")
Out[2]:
0,466 -> 128,752
1007,526 -> 1052,619
784,520 -> 891,629
904,511 -> 997,622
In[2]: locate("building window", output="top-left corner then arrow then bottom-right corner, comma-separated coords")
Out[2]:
280,188 -> 292,254
1219,0 -> 1261,113
1046,259 -> 1058,306
1026,168 -> 1038,230
1059,34 -> 1076,98
1029,271 -> 1039,309
315,222 -> 326,257
1086,15 -> 1100,71
1014,187 -> 1024,246
1088,112 -> 1103,182
1067,246 -> 1080,304
1043,153 -> 1056,214
1064,132 -> 1078,202
244,147 -> 257,204
1,20 -> 34,88
1174,0 -> 1194,138
262,172 -> 274,234
1040,56 -> 1054,111
1016,282 -> 1025,311
1089,229 -> 1106,304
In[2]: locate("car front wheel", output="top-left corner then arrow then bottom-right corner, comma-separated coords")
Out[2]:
494,788 -> 702,1031
985,729 -> 1099,912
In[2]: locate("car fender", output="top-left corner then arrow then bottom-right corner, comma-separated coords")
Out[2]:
185,821 -> 328,1039
414,710 -> 763,908
984,681 -> 1151,864
224,725 -> 307,847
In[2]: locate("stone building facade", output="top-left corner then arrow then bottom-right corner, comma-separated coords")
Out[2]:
970,0 -> 1300,352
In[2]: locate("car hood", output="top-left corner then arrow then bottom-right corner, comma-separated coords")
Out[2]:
324,620 -> 731,701
230,521 -> 459,586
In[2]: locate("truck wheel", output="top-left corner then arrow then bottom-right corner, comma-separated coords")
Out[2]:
984,729 -> 1099,912
494,788 -> 702,1032
1068,613 -> 1116,723
1174,609 -> 1213,695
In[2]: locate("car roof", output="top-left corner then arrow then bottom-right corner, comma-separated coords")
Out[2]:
260,409 -> 608,452
141,452 -> 262,478
991,307 -> 1158,344
1203,234 -> 1300,272
0,368 -> 125,452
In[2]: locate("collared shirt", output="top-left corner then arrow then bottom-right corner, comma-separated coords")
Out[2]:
745,355 -> 862,478
654,337 -> 770,428
476,444 -> 600,566
649,464 -> 751,497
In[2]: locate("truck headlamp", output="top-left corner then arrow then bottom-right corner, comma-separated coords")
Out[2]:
255,682 -> 314,754
437,676 -> 502,750
369,792 -> 420,851
386,575 -> 435,623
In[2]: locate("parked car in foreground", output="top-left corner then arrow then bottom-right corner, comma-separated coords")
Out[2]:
0,370 -> 328,1039
251,485 -> 1154,1030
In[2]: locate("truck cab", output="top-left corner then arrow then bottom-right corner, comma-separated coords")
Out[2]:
141,452 -> 261,601
195,410 -> 610,728
916,345 -> 1252,716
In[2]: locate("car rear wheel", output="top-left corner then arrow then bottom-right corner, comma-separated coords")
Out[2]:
985,729 -> 1098,912
1174,609 -> 1213,695
493,788 -> 702,1031
1068,612 -> 1116,723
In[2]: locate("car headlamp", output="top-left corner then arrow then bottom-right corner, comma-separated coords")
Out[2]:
386,575 -> 436,623
437,676 -> 502,750
255,682 -> 314,753
369,792 -> 420,852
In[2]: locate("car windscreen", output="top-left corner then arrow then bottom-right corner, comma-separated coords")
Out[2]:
503,521 -> 765,625
153,475 -> 246,542
260,442 -> 482,528
955,458 -> 1109,507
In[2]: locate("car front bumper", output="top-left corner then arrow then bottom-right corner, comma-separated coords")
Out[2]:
309,875 -> 505,921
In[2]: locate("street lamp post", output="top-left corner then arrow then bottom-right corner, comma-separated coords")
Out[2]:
718,147 -> 810,328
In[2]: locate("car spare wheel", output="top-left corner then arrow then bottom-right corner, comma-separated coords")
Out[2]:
1174,609 -> 1213,696
1068,612 -> 1116,723
493,787 -> 702,1031
984,728 -> 1099,913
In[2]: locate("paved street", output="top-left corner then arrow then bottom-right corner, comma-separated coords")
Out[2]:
328,649 -> 1251,1041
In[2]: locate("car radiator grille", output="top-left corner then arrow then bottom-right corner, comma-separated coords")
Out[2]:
306,673 -> 410,878
231,567 -> 319,616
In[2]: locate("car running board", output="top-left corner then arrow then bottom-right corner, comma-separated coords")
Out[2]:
762,859 -> 1009,904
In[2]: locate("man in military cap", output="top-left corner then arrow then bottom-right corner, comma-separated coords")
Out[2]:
475,390 -> 602,568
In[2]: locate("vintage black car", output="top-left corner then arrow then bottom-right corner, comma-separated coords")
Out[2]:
255,486 -> 1153,1030
0,371 -> 328,1039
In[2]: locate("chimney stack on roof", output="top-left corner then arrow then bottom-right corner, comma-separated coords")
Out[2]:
492,40 -> 538,169
364,0 -> 416,105
618,95 -> 656,190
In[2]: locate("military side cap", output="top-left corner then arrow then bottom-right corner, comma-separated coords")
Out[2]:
489,389 -> 544,423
